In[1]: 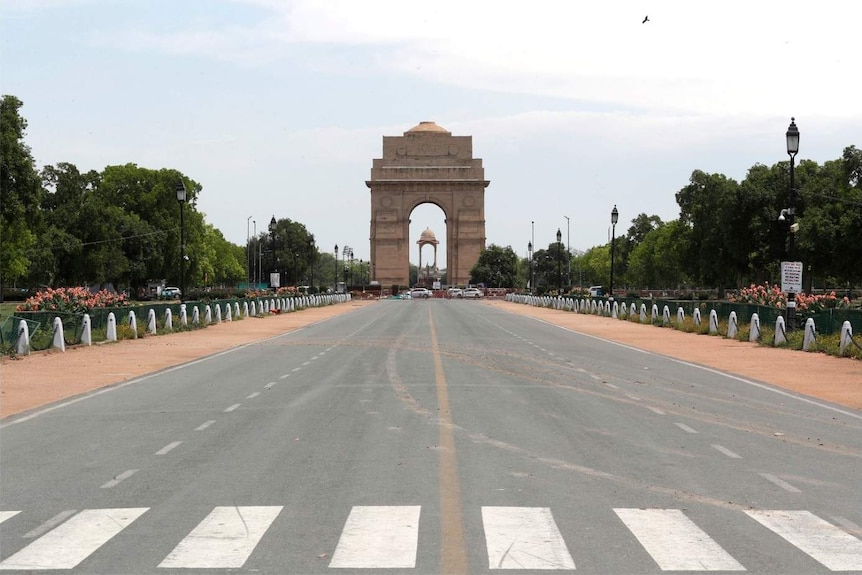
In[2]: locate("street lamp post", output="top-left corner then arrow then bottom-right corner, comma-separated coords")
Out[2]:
527,241 -> 533,294
564,215 -> 571,290
175,181 -> 187,303
246,216 -> 252,289
610,205 -> 618,302
269,216 -> 277,289
334,244 -> 338,292
556,228 -> 562,293
785,117 -> 800,329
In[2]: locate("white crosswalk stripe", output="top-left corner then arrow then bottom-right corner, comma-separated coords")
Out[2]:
482,506 -> 575,570
614,508 -> 745,571
158,506 -> 283,569
329,506 -> 421,568
0,511 -> 20,525
745,510 -> 862,571
1,505 -> 861,571
0,508 -> 148,570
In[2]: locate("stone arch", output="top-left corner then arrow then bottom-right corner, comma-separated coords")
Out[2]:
366,121 -> 489,287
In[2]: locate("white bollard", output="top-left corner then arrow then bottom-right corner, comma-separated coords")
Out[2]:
193,306 -> 201,325
180,304 -> 188,326
676,307 -> 685,325
147,309 -> 157,335
205,305 -> 213,324
693,308 -> 702,326
225,303 -> 232,322
611,301 -> 618,319
81,313 -> 92,346
215,304 -> 222,323
16,320 -> 31,355
709,310 -> 719,334
128,310 -> 138,339
107,312 -> 118,341
165,308 -> 173,331
839,321 -> 853,354
250,301 -> 256,316
802,318 -> 816,351
774,316 -> 787,345
662,305 -> 671,325
727,311 -> 738,339
651,304 -> 659,323
51,317 -> 66,351
234,302 -> 241,318
749,313 -> 760,342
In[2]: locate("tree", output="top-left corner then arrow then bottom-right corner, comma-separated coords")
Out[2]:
469,244 -> 519,287
0,95 -> 42,289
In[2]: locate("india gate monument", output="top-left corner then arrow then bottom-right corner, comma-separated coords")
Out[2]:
366,121 -> 489,287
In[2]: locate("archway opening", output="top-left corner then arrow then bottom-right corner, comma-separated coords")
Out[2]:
410,203 -> 447,287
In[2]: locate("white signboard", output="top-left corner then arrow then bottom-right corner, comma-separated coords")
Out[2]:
270,272 -> 280,288
781,261 -> 803,294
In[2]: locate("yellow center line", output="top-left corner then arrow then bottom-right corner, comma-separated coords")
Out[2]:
429,307 -> 467,573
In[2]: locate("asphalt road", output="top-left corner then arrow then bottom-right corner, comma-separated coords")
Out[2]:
1,299 -> 861,574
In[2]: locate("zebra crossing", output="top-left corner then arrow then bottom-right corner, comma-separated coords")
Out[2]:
1,505 -> 861,571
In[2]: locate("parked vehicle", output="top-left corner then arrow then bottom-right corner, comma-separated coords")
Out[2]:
462,287 -> 483,299
447,288 -> 463,298
589,285 -> 603,297
161,286 -> 182,299
409,287 -> 431,299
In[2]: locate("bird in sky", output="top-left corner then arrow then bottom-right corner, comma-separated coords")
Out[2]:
642,15 -> 649,23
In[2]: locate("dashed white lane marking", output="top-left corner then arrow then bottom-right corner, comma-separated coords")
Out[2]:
279,374 -> 290,379
746,510 -> 862,570
246,392 -> 260,399
224,403 -> 241,412
100,469 -> 138,489
159,506 -> 283,569
482,506 -> 575,570
155,441 -> 182,455
302,361 -> 310,366
615,508 -> 744,571
0,508 -> 149,570
311,356 -> 319,361
759,473 -> 801,493
291,368 -> 301,372
0,511 -> 21,524
23,510 -> 77,539
711,444 -> 742,459
195,420 -> 215,431
329,506 -> 421,568
626,394 -> 640,401
648,407 -> 666,415
674,422 -> 698,434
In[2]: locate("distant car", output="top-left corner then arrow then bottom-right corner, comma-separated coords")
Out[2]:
161,287 -> 181,299
462,287 -> 483,299
409,287 -> 431,299
447,288 -> 463,298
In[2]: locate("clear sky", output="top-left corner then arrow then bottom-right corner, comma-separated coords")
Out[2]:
2,0 -> 860,268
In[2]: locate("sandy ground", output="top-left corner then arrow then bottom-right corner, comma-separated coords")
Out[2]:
1,299 -> 860,420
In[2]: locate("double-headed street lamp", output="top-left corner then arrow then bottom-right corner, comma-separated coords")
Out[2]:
609,205 -> 618,302
556,228 -> 563,293
175,181 -> 187,303
334,244 -> 338,291
784,117 -> 801,329
269,216 -> 277,288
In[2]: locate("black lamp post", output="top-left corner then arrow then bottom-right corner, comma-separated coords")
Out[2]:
309,239 -> 315,291
175,181 -> 187,303
785,117 -> 800,329
610,205 -> 618,302
268,216 -> 277,289
334,244 -> 338,292
349,248 -> 354,286
527,241 -> 533,294
556,228 -> 562,293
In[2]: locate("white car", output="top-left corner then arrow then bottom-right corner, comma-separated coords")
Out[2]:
447,288 -> 463,298
161,287 -> 181,299
409,287 -> 431,299
462,287 -> 483,299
